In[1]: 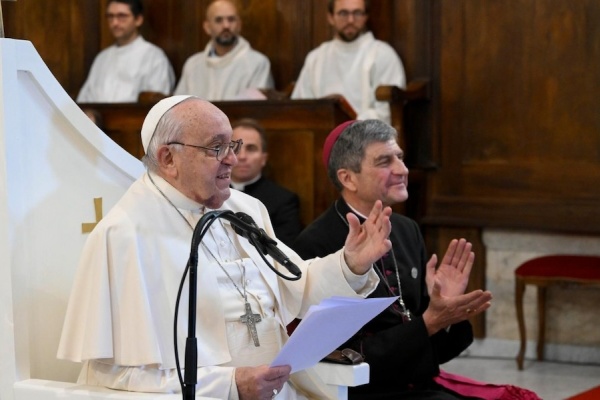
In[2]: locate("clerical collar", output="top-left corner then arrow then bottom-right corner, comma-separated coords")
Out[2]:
145,171 -> 206,213
231,173 -> 261,191
344,199 -> 368,220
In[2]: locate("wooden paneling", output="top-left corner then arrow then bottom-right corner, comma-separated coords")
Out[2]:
6,0 -> 598,231
6,2 -> 600,338
4,0 -> 101,98
426,0 -> 600,234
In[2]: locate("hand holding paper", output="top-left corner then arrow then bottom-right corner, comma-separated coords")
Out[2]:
271,296 -> 397,373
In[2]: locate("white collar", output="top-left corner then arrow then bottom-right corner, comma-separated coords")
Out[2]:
144,171 -> 206,213
230,173 -> 261,191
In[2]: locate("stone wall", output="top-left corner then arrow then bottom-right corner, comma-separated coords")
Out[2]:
467,230 -> 600,364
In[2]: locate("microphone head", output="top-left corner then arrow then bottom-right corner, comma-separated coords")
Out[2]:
235,212 -> 257,226
231,212 -> 258,239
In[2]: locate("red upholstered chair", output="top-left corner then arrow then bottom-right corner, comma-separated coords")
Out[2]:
515,255 -> 600,370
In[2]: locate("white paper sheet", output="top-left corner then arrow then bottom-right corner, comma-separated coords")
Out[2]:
271,296 -> 397,373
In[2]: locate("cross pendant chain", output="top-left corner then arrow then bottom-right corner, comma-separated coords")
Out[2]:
240,301 -> 262,346
401,310 -> 412,322
149,174 -> 265,347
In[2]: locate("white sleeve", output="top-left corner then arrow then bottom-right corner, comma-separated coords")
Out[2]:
174,58 -> 193,95
249,56 -> 274,89
76,59 -> 101,102
81,360 -> 238,399
290,52 -> 317,99
142,50 -> 175,95
358,44 -> 406,123
339,250 -> 380,295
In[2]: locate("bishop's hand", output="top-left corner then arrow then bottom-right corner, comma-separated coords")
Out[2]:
423,238 -> 492,335
423,280 -> 492,335
343,200 -> 392,275
426,238 -> 474,297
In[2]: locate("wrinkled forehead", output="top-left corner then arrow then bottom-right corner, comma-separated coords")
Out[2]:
177,101 -> 232,142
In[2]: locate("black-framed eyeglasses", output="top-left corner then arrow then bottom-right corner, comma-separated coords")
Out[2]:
167,139 -> 243,161
335,9 -> 367,19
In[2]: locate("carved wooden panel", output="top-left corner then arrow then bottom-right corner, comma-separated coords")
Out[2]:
4,0 -> 101,98
427,0 -> 600,233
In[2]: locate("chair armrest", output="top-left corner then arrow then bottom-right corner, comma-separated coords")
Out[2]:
314,362 -> 369,400
375,78 -> 431,103
315,361 -> 369,387
137,91 -> 168,105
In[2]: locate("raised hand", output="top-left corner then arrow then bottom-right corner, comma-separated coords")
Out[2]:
423,238 -> 492,335
343,200 -> 392,275
426,239 -> 474,297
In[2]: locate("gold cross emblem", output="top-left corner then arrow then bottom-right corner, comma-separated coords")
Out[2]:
81,198 -> 103,233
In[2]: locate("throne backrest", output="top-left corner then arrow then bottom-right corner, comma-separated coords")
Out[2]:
0,38 -> 144,398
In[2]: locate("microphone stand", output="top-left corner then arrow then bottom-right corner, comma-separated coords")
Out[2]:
178,210 -> 299,399
181,210 -> 228,400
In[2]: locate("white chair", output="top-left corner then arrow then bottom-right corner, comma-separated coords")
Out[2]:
0,38 -> 367,400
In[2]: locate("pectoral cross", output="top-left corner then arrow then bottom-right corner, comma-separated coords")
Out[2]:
0,0 -> 17,39
240,302 -> 262,347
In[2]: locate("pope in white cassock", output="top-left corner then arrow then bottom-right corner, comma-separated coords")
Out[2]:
174,0 -> 274,101
76,0 -> 175,103
291,0 -> 405,124
57,95 -> 393,399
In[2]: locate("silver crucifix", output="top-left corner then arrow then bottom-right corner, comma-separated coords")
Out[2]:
240,302 -> 262,346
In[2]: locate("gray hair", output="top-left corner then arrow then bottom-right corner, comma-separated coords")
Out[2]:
141,100 -> 192,172
327,119 -> 397,191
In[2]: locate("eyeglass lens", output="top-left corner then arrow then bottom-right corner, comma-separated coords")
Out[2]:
217,140 -> 242,160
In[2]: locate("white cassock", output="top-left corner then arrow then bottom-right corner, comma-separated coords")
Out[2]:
77,36 -> 175,103
57,172 -> 378,399
291,32 -> 406,124
174,36 -> 274,101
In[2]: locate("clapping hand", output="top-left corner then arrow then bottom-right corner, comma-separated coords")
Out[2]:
426,239 -> 473,297
423,239 -> 492,335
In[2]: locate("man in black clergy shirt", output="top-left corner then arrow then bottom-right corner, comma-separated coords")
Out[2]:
292,119 -> 493,400
230,118 -> 302,246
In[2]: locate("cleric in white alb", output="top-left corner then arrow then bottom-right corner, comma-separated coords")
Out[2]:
174,1 -> 273,100
77,1 -> 174,103
292,0 -> 405,123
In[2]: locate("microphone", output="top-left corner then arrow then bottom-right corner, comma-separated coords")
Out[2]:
231,212 -> 302,278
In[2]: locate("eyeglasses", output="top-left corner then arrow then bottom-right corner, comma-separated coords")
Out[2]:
105,12 -> 134,21
167,139 -> 243,161
335,9 -> 367,19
